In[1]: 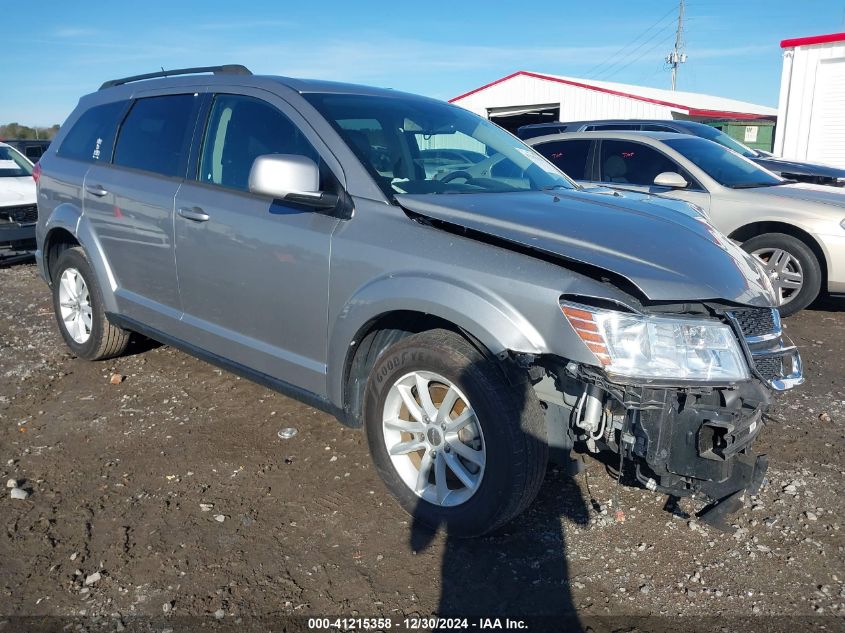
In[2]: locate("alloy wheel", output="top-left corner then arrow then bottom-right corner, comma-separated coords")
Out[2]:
382,371 -> 486,507
58,267 -> 93,344
752,247 -> 804,305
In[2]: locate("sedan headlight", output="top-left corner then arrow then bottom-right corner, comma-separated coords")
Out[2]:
561,302 -> 749,382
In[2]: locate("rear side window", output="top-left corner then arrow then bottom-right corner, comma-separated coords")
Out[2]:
58,100 -> 127,163
198,94 -> 319,191
114,94 -> 198,177
534,139 -> 591,180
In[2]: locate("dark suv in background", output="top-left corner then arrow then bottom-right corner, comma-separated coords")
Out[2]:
517,119 -> 845,187
2,139 -> 51,163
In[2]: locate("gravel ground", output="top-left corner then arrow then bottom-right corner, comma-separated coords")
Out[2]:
1,262 -> 844,632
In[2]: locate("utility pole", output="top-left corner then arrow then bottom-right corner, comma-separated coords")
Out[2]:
666,0 -> 687,90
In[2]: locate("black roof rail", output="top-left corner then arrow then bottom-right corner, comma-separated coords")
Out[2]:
99,64 -> 252,90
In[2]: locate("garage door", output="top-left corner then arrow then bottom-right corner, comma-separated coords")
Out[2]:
808,58 -> 845,168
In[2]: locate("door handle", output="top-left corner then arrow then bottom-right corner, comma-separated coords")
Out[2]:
178,207 -> 210,222
85,184 -> 108,197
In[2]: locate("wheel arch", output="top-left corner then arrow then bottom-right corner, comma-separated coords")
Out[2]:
328,277 -> 547,427
43,227 -> 80,283
42,209 -> 119,313
729,221 -> 828,286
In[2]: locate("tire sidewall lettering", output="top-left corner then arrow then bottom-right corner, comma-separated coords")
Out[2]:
375,350 -> 430,385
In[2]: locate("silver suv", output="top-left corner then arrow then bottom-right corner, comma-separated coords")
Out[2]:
35,65 -> 802,535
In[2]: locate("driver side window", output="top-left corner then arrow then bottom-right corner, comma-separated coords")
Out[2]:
599,140 -> 686,186
199,94 -> 319,192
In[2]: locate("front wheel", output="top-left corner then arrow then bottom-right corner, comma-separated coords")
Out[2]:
742,233 -> 822,317
363,329 -> 548,537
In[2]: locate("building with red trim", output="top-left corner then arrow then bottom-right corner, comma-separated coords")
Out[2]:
775,32 -> 845,168
448,71 -> 777,133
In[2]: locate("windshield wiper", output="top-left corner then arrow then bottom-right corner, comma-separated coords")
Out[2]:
728,182 -> 783,189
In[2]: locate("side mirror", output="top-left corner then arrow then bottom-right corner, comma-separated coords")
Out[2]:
248,154 -> 338,208
653,171 -> 688,189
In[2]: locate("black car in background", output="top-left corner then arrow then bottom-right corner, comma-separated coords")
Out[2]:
1,139 -> 51,163
517,119 -> 845,187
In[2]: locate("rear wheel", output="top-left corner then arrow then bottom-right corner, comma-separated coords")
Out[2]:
51,247 -> 130,360
742,233 -> 821,317
363,329 -> 548,537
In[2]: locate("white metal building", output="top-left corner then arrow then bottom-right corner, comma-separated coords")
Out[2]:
449,71 -> 777,132
775,32 -> 845,168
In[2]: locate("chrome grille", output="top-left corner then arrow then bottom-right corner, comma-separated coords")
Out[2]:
729,307 -> 779,341
726,307 -> 802,390
753,356 -> 784,382
0,204 -> 38,224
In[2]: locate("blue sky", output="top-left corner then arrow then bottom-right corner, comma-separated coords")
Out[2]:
2,0 -> 843,126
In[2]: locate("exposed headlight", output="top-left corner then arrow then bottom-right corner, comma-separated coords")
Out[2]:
560,302 -> 749,382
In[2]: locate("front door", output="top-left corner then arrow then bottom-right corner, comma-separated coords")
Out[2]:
173,91 -> 341,395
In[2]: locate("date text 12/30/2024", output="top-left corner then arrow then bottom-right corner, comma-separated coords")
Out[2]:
308,617 -> 529,630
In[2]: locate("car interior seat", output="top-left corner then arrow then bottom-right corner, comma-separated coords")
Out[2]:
603,155 -> 628,183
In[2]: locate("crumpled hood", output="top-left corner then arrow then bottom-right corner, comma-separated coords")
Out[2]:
751,182 -> 845,209
755,156 -> 845,180
396,189 -> 773,306
0,177 -> 36,206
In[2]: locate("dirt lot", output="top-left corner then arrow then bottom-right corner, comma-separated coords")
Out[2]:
1,262 -> 844,631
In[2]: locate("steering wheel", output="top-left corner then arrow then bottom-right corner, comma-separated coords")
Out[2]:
440,170 -> 474,183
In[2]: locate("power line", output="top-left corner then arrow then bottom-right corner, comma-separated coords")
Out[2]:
593,24 -> 676,81
583,5 -> 678,79
597,31 -> 678,82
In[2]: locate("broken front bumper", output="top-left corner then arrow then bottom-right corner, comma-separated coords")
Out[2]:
628,380 -> 771,502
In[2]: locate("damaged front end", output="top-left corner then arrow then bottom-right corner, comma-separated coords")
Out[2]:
532,300 -> 803,529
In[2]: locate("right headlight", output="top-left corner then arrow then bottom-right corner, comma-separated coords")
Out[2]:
560,302 -> 749,383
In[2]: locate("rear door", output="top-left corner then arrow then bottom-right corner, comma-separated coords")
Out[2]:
83,89 -> 204,331
593,139 -> 711,212
173,89 -> 342,395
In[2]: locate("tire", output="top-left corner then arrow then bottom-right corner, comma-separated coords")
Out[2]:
741,233 -> 822,317
51,246 -> 130,360
363,329 -> 548,537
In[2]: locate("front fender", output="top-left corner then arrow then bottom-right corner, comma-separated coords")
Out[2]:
42,206 -> 119,314
326,273 -> 547,407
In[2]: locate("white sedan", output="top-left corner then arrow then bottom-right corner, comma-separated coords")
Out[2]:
528,131 -> 845,316
0,141 -> 37,260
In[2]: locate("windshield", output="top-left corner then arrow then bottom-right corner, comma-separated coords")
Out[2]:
693,125 -> 757,158
304,93 -> 575,197
0,146 -> 33,177
664,137 -> 783,189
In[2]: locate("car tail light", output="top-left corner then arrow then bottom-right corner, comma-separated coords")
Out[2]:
32,162 -> 42,184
